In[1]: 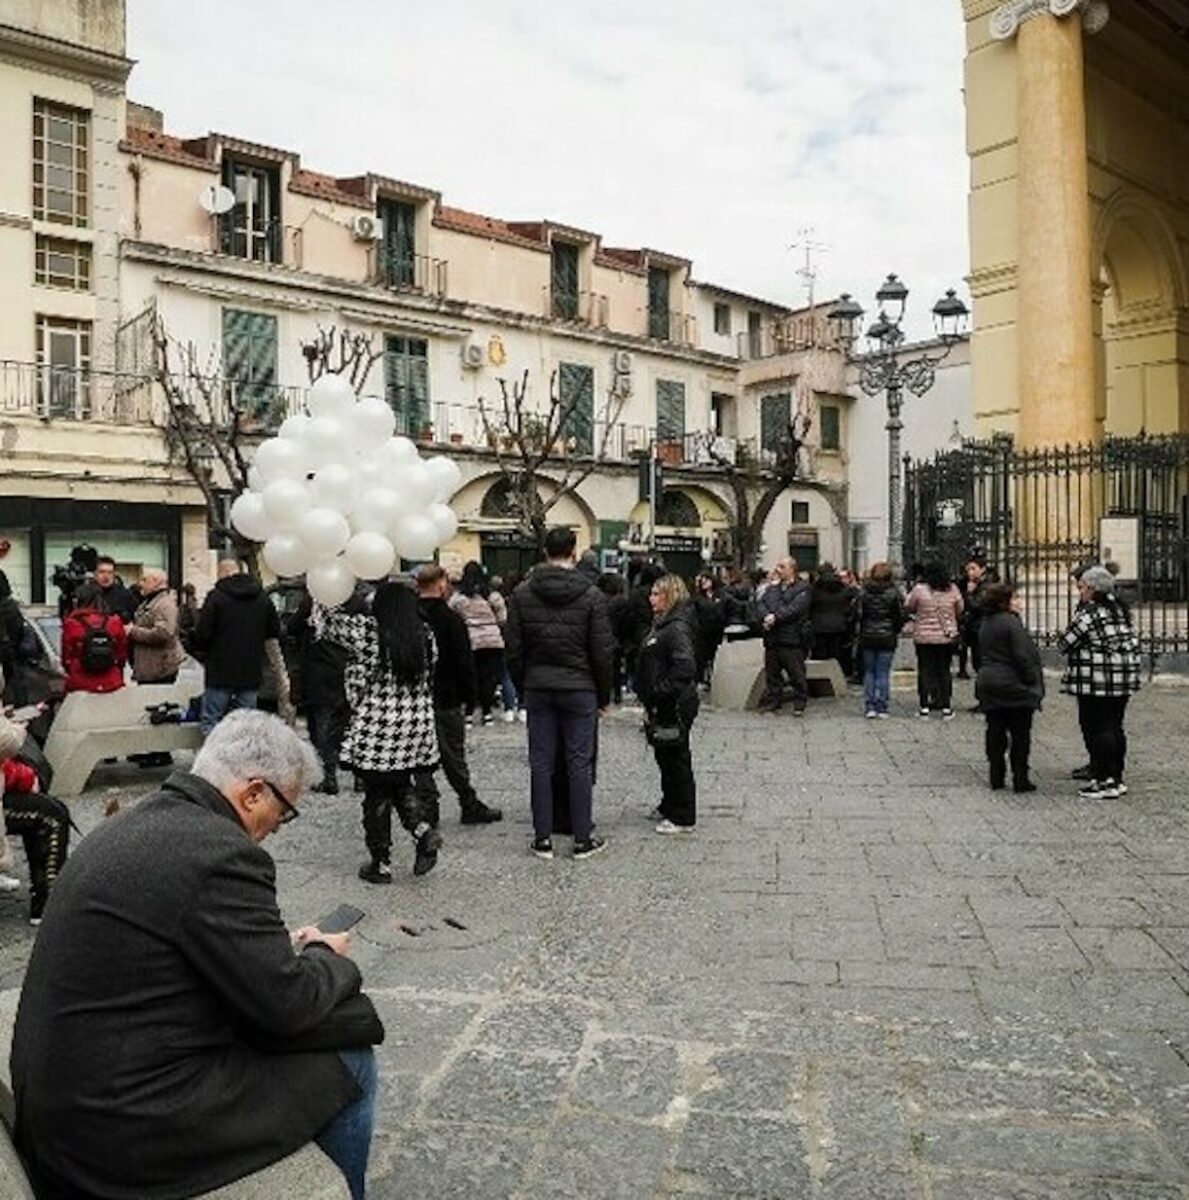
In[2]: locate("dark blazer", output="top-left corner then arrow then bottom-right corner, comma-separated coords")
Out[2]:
12,772 -> 362,1199
976,610 -> 1045,711
418,595 -> 478,711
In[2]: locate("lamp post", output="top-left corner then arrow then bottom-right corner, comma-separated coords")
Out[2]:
828,276 -> 969,571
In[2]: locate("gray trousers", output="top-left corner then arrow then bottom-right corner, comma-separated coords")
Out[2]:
414,706 -> 478,824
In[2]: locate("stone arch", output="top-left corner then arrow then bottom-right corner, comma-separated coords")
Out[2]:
1092,188 -> 1186,313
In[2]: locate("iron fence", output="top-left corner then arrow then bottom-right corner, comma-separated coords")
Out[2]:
904,434 -> 1189,663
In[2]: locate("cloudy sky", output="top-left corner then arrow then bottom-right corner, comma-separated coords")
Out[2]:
127,0 -> 969,339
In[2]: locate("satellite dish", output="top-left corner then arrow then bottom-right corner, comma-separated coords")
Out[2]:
198,184 -> 236,215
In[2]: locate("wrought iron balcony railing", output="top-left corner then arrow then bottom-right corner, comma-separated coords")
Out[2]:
544,288 -> 609,328
373,249 -> 448,297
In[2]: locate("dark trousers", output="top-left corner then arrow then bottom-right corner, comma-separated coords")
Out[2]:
4,790 -> 71,903
915,643 -> 955,710
307,702 -> 348,786
414,706 -> 478,822
655,734 -> 697,826
1077,695 -> 1130,782
526,688 -> 597,842
812,632 -> 853,679
761,642 -> 808,709
356,769 -> 423,864
984,708 -> 1034,787
472,649 -> 505,717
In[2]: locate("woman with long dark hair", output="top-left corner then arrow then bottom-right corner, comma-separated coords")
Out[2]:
905,559 -> 964,718
451,561 -> 506,726
1059,565 -> 1142,799
319,581 -> 441,881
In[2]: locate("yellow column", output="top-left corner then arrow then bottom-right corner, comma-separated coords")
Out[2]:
1015,11 -> 1098,448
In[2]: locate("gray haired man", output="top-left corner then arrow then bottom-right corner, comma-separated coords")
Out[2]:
12,711 -> 378,1200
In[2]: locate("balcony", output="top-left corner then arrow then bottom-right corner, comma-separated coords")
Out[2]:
0,360 -> 156,424
647,310 -> 697,347
737,313 -> 831,360
544,288 -> 609,328
373,249 -> 448,297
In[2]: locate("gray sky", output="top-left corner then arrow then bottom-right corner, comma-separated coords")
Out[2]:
127,0 -> 970,339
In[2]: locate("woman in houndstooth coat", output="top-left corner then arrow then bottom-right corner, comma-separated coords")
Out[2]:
318,581 -> 442,882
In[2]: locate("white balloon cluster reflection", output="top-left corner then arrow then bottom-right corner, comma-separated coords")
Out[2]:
229,374 -> 462,606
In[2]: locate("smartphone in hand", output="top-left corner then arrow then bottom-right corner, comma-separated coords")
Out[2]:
316,904 -> 365,935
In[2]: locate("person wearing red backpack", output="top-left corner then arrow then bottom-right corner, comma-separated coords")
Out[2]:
61,583 -> 127,693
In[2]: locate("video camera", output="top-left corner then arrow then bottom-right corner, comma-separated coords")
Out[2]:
50,544 -> 99,616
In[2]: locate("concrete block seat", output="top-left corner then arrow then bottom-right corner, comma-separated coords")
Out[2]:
43,683 -> 205,798
0,989 -> 349,1200
709,637 -> 848,710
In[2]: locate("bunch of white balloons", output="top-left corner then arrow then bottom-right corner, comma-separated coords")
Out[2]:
229,374 -> 461,607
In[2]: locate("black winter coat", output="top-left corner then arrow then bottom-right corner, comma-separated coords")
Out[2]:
12,772 -> 362,1200
975,610 -> 1044,711
634,602 -> 700,728
758,579 -> 812,648
506,565 -> 614,706
857,581 -> 906,650
294,591 -> 347,708
419,595 -> 478,710
810,574 -> 856,635
191,574 -> 281,690
692,593 -> 726,667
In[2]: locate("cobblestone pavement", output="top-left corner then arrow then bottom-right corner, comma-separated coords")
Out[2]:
2,676 -> 1188,1198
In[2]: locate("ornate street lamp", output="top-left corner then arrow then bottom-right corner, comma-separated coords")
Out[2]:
828,275 -> 969,570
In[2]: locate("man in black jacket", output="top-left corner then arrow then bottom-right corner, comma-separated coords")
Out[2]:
413,564 -> 502,826
506,527 -> 614,860
192,560 -> 290,734
11,710 -> 379,1200
757,557 -> 812,714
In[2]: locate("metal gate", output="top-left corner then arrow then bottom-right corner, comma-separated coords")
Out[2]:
904,434 -> 1189,662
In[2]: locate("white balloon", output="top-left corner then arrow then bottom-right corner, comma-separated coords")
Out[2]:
310,463 -> 359,515
253,437 -> 308,484
262,532 -> 310,578
353,486 -> 410,533
278,413 -> 311,441
350,396 -> 397,446
426,502 -> 459,543
297,507 -> 351,561
344,531 -> 397,580
307,374 -> 356,419
247,465 -> 267,493
262,478 -> 311,531
391,512 -> 440,561
423,456 -> 462,503
303,416 -> 354,467
355,454 -> 388,490
393,459 -> 434,508
307,557 -> 357,608
229,492 -> 274,542
374,436 -> 419,473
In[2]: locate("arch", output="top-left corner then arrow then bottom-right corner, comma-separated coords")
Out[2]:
1092,187 -> 1186,313
656,489 -> 700,528
461,471 -> 598,538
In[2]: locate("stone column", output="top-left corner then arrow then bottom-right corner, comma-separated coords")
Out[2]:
993,0 -> 1109,447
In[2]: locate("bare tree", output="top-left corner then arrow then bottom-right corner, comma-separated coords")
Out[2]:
300,325 -> 383,393
476,368 -> 629,552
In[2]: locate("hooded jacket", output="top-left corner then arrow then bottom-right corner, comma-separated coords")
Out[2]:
191,574 -> 281,691
505,564 -> 614,705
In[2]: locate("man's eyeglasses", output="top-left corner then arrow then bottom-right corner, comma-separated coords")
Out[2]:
257,778 -> 299,825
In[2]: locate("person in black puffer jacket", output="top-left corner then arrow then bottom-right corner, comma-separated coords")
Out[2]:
634,576 -> 700,832
506,528 -> 614,859
622,562 -> 665,695
0,569 -> 29,705
856,562 -> 905,718
809,564 -> 856,674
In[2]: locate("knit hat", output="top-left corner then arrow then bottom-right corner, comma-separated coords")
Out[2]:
1079,565 -> 1116,596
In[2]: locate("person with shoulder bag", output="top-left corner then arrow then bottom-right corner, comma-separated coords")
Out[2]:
904,560 -> 964,718
634,575 -> 700,833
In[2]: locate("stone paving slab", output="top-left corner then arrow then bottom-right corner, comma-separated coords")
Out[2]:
0,676 -> 1187,1197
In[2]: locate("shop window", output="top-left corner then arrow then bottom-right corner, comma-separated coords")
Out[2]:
33,99 -> 89,227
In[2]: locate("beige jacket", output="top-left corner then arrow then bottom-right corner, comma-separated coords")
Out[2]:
128,589 -> 185,682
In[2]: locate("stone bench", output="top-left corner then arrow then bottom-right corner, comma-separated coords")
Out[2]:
709,637 -> 848,710
43,683 -> 206,797
0,988 -> 349,1199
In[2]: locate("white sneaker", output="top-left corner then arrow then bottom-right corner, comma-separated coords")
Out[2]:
517,709 -> 527,724
656,819 -> 695,835
876,712 -> 890,720
0,873 -> 21,893
865,710 -> 878,720
502,709 -> 515,723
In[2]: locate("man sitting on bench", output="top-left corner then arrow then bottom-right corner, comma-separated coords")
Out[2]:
10,710 -> 379,1199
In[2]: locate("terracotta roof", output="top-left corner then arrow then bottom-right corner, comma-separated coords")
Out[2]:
505,221 -> 547,243
121,124 -> 216,170
289,170 -> 373,209
434,206 -> 548,250
598,247 -> 646,270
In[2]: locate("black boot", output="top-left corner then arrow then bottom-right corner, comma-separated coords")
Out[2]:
461,800 -> 503,825
358,859 -> 392,885
413,827 -> 443,876
989,763 -> 1006,791
1014,778 -> 1037,793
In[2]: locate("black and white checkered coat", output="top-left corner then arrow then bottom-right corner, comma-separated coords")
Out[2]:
1058,602 -> 1142,697
320,609 -> 439,772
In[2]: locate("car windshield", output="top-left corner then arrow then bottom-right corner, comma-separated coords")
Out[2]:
34,616 -> 62,648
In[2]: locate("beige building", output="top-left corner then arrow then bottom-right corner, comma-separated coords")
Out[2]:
963,0 -> 1189,443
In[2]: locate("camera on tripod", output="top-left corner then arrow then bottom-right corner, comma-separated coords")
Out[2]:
50,544 -> 98,616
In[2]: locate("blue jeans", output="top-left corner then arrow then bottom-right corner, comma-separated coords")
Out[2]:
314,1048 -> 377,1200
199,687 -> 258,735
499,667 -> 518,712
525,688 -> 597,841
862,647 -> 895,714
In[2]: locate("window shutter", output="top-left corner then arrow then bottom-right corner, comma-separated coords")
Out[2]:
656,380 -> 685,443
760,392 -> 792,454
559,363 -> 594,454
222,310 -> 278,416
385,336 -> 430,434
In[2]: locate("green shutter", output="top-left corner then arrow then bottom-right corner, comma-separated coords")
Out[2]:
381,200 -> 416,287
559,362 -> 594,455
820,404 -> 841,450
656,379 -> 685,443
551,243 -> 580,319
648,268 -> 670,339
760,391 -> 791,454
222,309 -> 277,416
385,336 -> 430,434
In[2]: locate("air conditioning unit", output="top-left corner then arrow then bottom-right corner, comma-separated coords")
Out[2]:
612,349 -> 632,375
612,373 -> 632,399
460,342 -> 484,370
351,213 -> 384,241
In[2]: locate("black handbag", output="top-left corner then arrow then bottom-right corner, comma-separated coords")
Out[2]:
245,992 -> 385,1054
647,721 -> 684,747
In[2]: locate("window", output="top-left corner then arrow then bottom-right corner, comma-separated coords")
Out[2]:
385,336 -> 430,436
656,489 -> 700,528
791,500 -> 810,524
35,315 -> 92,418
34,235 -> 91,290
746,310 -> 762,358
713,303 -> 732,336
648,267 -> 671,340
219,157 -> 282,262
379,198 -> 416,288
558,363 -> 594,455
820,403 -> 841,451
33,99 -> 89,227
711,392 -> 736,437
551,241 -> 580,321
760,391 -> 792,455
656,379 -> 685,443
222,309 -> 278,417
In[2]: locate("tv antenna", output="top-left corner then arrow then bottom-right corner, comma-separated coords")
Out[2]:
789,227 -> 828,310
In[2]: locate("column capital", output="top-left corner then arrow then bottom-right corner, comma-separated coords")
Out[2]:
990,0 -> 1109,42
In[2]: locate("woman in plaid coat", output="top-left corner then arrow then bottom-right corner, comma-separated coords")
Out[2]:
1058,564 -> 1141,800
319,581 -> 442,882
